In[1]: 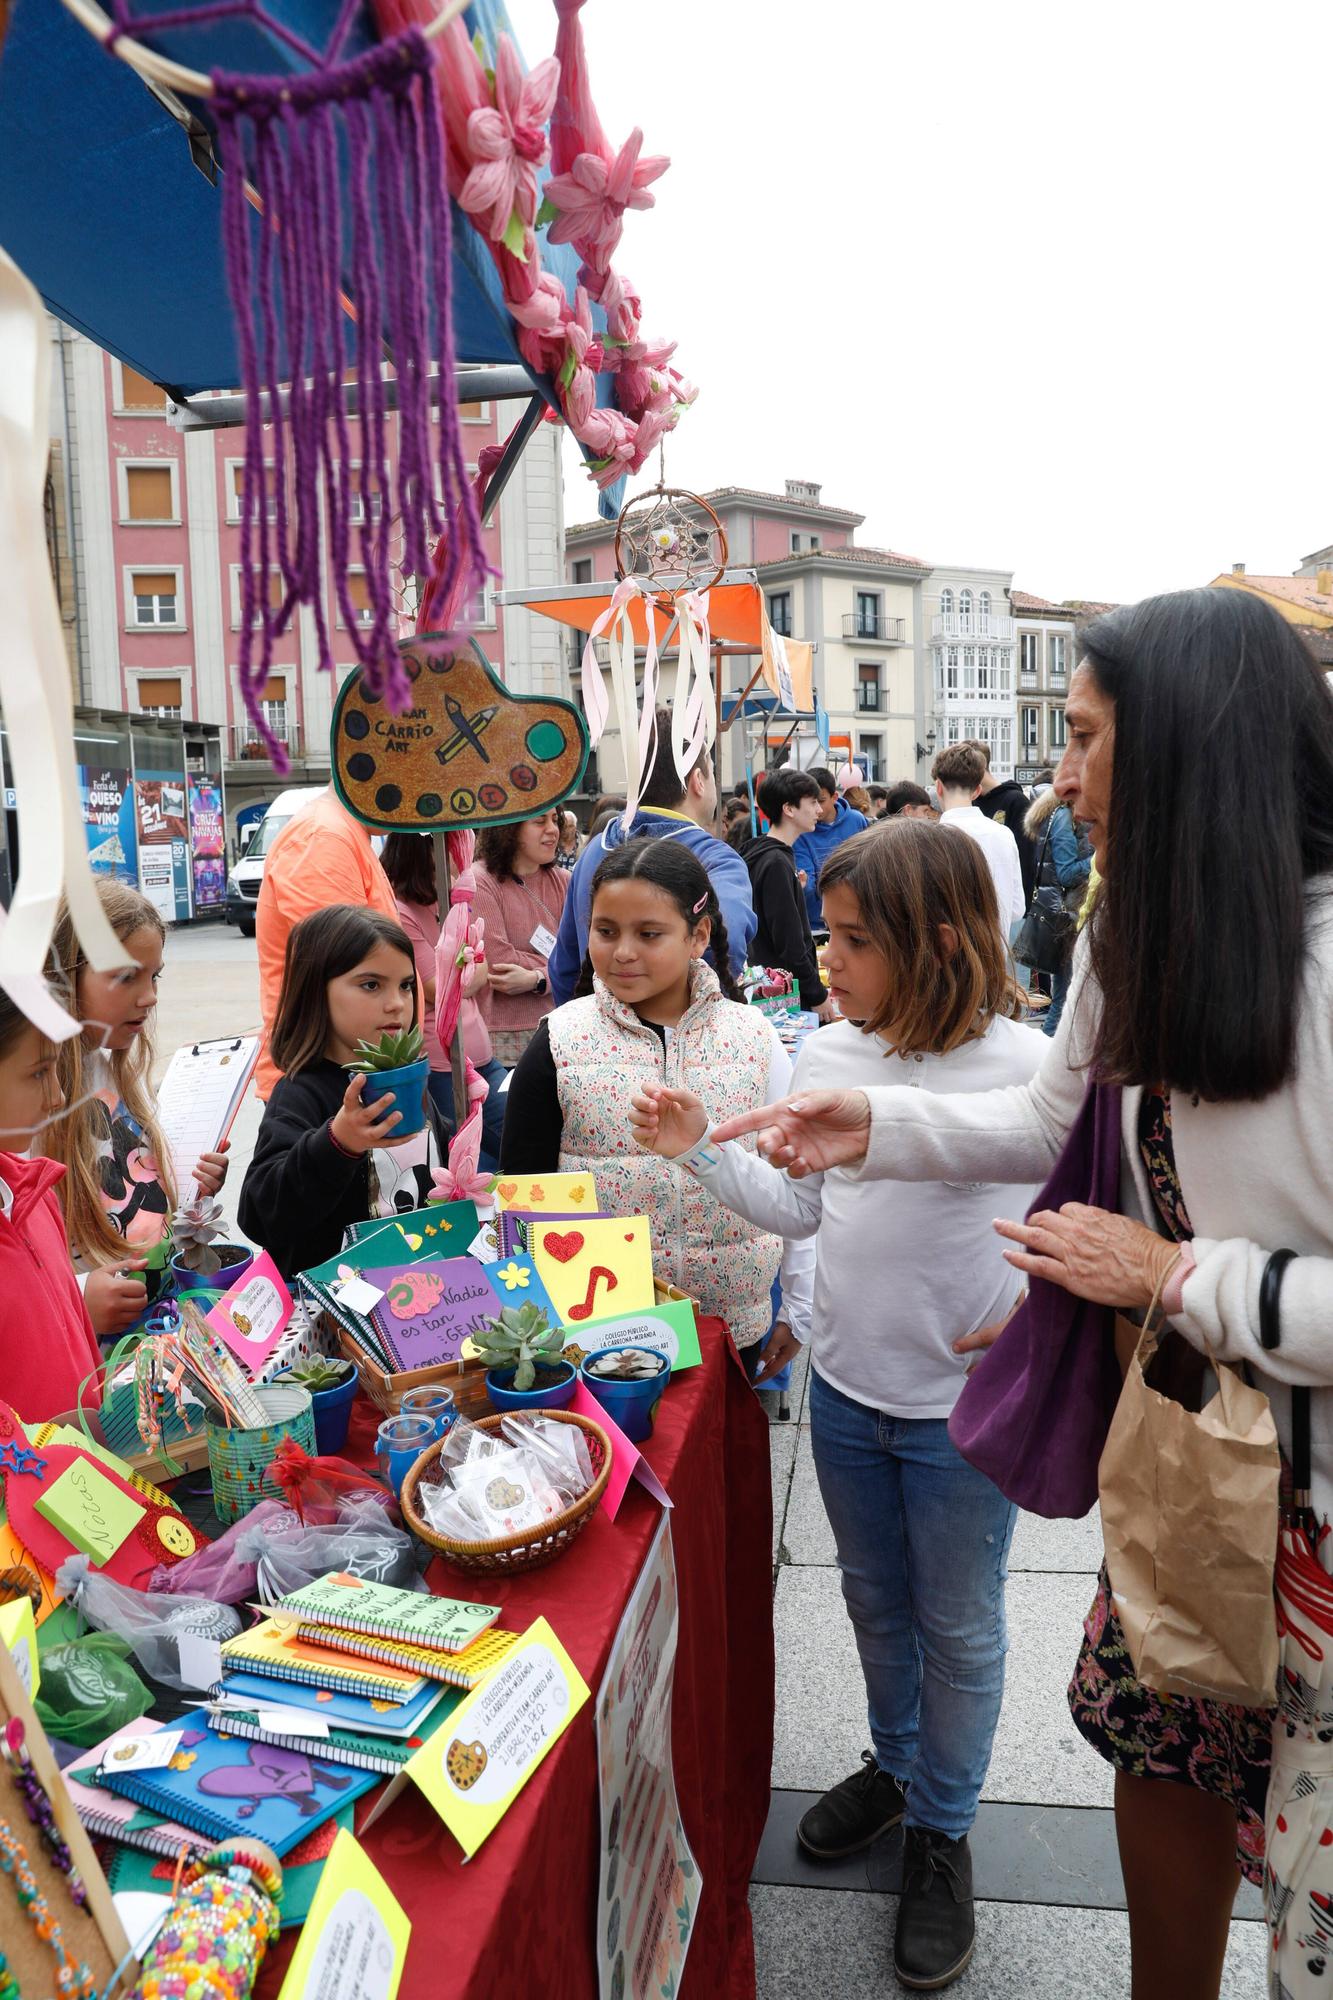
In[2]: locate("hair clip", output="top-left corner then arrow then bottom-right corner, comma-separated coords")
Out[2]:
692,893 -> 709,914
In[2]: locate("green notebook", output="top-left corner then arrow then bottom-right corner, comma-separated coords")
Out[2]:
276,1574 -> 500,1656
109,1803 -> 357,1927
210,1694 -> 463,1777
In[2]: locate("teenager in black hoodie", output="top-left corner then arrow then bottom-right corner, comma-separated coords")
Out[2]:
239,905 -> 447,1277
741,769 -> 836,1018
969,742 -> 1037,903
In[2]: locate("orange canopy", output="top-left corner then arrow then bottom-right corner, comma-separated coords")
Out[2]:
521,579 -> 767,647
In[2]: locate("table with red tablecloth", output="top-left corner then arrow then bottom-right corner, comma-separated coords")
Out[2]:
254,1315 -> 775,2000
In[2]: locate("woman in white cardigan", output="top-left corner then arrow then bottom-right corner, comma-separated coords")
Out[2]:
686,589 -> 1333,2000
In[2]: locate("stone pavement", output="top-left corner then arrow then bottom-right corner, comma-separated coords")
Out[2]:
751,1357 -> 1266,1997
155,925 -> 1267,1997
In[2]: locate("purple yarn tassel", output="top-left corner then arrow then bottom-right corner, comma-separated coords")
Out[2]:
212,30 -> 488,768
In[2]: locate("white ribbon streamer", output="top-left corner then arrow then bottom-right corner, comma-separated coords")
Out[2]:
672,589 -> 715,782
0,248 -> 125,1027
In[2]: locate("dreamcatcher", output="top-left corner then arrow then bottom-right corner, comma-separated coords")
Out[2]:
582,481 -> 728,825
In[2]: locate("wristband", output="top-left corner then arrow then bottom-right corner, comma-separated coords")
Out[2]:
1160,1240 -> 1196,1317
673,1126 -> 724,1176
327,1118 -> 360,1160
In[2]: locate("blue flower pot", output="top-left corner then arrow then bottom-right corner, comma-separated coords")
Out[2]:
358,1059 -> 430,1138
579,1347 -> 671,1443
171,1244 -> 253,1295
296,1368 -> 359,1454
485,1360 -> 579,1413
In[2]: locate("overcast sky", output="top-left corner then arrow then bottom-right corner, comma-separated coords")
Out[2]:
505,0 -> 1327,605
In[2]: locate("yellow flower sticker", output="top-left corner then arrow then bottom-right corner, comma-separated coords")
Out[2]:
496,1261 -> 531,1292
168,1751 -> 197,1772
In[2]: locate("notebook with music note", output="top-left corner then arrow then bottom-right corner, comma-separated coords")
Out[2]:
155,1035 -> 260,1194
529,1216 -> 657,1327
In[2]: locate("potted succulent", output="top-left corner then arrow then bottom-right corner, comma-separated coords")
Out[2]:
345,1025 -> 430,1138
278,1353 -> 359,1453
579,1344 -> 671,1443
473,1303 -> 578,1412
169,1196 -> 253,1293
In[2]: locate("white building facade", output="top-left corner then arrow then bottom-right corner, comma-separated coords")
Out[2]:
1010,592 -> 1076,781
924,565 -> 1017,777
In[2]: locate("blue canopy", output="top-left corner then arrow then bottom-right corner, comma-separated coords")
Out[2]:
0,0 -> 582,396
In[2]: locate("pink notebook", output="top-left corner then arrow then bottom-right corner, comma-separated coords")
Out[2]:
65,1721 -> 208,1860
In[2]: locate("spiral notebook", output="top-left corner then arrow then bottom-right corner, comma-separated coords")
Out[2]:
275,1574 -> 500,1656
283,1622 -> 520,1691
206,1693 -> 463,1777
220,1618 -> 428,1701
65,1723 -> 208,1860
96,1719 -> 379,1859
212,1670 -> 448,1739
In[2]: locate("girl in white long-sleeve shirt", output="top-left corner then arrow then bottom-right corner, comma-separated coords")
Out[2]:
630,819 -> 1043,1992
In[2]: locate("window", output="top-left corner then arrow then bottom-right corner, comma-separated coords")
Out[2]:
946,715 -> 961,744
945,646 -> 959,697
128,569 -> 181,627
1049,706 -> 1067,750
958,588 -> 973,632
457,399 -> 490,423
465,584 -> 496,629
1022,706 -> 1039,750
999,654 -> 1012,696
117,364 -> 166,413
1019,632 -> 1040,681
808,533 -> 821,550
767,590 -> 793,637
261,697 -> 288,743
963,648 -> 976,696
857,734 -> 883,782
791,531 -> 802,554
344,569 -> 374,627
855,591 -> 880,639
857,663 -> 882,712
572,558 -> 592,585
229,566 -> 287,629
998,717 -> 1013,765
137,675 -> 182,716
978,589 -> 991,620
121,463 -> 177,522
226,462 -> 279,524
347,464 -> 390,525
939,587 -> 954,618
1049,633 -> 1068,681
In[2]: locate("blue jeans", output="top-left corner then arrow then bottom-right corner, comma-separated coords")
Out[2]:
1044,964 -> 1071,1037
809,1367 -> 1016,1838
428,1057 -> 507,1173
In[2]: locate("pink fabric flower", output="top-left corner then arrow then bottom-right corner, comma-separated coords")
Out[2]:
545,130 -> 669,270
459,38 -> 561,242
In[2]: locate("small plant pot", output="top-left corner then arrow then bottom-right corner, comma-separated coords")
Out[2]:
485,1360 -> 578,1414
579,1346 -> 671,1443
171,1243 -> 254,1294
281,1366 -> 358,1453
358,1059 -> 430,1138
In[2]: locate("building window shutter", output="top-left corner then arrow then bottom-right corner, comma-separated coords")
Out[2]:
137,676 -> 182,709
121,366 -> 166,410
125,466 -> 174,519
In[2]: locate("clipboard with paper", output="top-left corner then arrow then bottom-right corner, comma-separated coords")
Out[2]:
155,1035 -> 260,1193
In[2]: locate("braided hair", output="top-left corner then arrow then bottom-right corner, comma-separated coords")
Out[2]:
574,836 -> 743,1001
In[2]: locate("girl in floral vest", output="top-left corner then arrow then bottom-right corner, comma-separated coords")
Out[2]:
500,837 -> 811,1375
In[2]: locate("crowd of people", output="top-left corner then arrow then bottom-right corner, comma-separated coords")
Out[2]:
4,585 -> 1331,1997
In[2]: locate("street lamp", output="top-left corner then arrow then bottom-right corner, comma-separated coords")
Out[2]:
914,729 -> 937,763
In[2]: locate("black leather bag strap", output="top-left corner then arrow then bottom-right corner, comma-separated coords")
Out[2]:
1260,1249 -> 1308,1498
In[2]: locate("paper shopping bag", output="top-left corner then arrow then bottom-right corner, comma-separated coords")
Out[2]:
1099,1313 -> 1280,1708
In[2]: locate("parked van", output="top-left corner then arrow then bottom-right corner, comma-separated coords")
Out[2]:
225,786 -> 326,936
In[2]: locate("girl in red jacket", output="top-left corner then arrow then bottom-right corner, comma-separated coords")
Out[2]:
0,991 -> 100,1421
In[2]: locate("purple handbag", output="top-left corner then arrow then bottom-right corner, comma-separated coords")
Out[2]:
947,1080 -> 1124,1518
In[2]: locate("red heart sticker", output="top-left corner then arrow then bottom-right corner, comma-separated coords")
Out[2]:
625,1233 -> 635,1241
543,1231 -> 584,1263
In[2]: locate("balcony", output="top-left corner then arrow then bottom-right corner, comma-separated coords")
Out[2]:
932,613 -> 1015,640
843,613 -> 906,644
856,688 -> 884,714
228,720 -> 311,766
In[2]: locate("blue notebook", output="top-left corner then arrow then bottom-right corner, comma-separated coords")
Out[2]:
96,1719 -> 379,1858
215,1669 -> 450,1739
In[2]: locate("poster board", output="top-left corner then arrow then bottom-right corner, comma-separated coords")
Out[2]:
0,1638 -> 136,1996
595,1516 -> 699,2000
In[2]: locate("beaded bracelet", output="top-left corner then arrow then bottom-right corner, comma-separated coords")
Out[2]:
0,1817 -> 97,1999
4,1718 -> 88,1911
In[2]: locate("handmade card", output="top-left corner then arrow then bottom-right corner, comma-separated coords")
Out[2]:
362,1258 -> 499,1372
35,1460 -> 145,1565
530,1217 -> 656,1328
575,1298 -> 702,1373
496,1209 -> 609,1259
206,1251 -> 292,1375
276,1828 -> 410,1995
364,1617 -> 589,1859
492,1173 -> 599,1214
570,1382 -> 673,1522
479,1252 -> 560,1329
343,1202 -> 482,1260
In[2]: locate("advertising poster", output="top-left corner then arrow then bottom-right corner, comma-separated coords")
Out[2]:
134,772 -> 192,923
596,1518 -> 699,2000
187,775 -> 226,909
78,765 -> 138,886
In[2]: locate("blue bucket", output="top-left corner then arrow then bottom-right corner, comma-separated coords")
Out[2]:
358,1058 -> 430,1137
579,1346 -> 670,1443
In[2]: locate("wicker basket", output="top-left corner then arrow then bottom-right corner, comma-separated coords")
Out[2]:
399,1410 -> 612,1575
328,1315 -> 493,1420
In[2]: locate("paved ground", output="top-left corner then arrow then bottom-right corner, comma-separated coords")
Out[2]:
157,924 -> 1266,1997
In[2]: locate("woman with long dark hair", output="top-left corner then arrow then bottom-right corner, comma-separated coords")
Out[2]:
698,588 -> 1333,1998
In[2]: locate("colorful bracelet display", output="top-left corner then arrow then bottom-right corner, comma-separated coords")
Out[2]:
0,1817 -> 97,1999
131,1841 -> 282,2000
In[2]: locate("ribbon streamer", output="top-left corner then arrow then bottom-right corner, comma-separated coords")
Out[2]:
672,589 -> 715,784
0,248 -> 126,1020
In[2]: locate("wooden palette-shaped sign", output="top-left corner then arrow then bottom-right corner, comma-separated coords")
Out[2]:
332,636 -> 590,833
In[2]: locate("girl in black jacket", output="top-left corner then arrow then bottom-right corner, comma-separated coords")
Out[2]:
239,906 -> 446,1277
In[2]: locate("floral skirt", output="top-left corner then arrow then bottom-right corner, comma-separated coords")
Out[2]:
1066,1564 -> 1272,1886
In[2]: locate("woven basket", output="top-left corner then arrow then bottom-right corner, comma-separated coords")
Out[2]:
399,1410 -> 612,1575
329,1316 -> 492,1420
